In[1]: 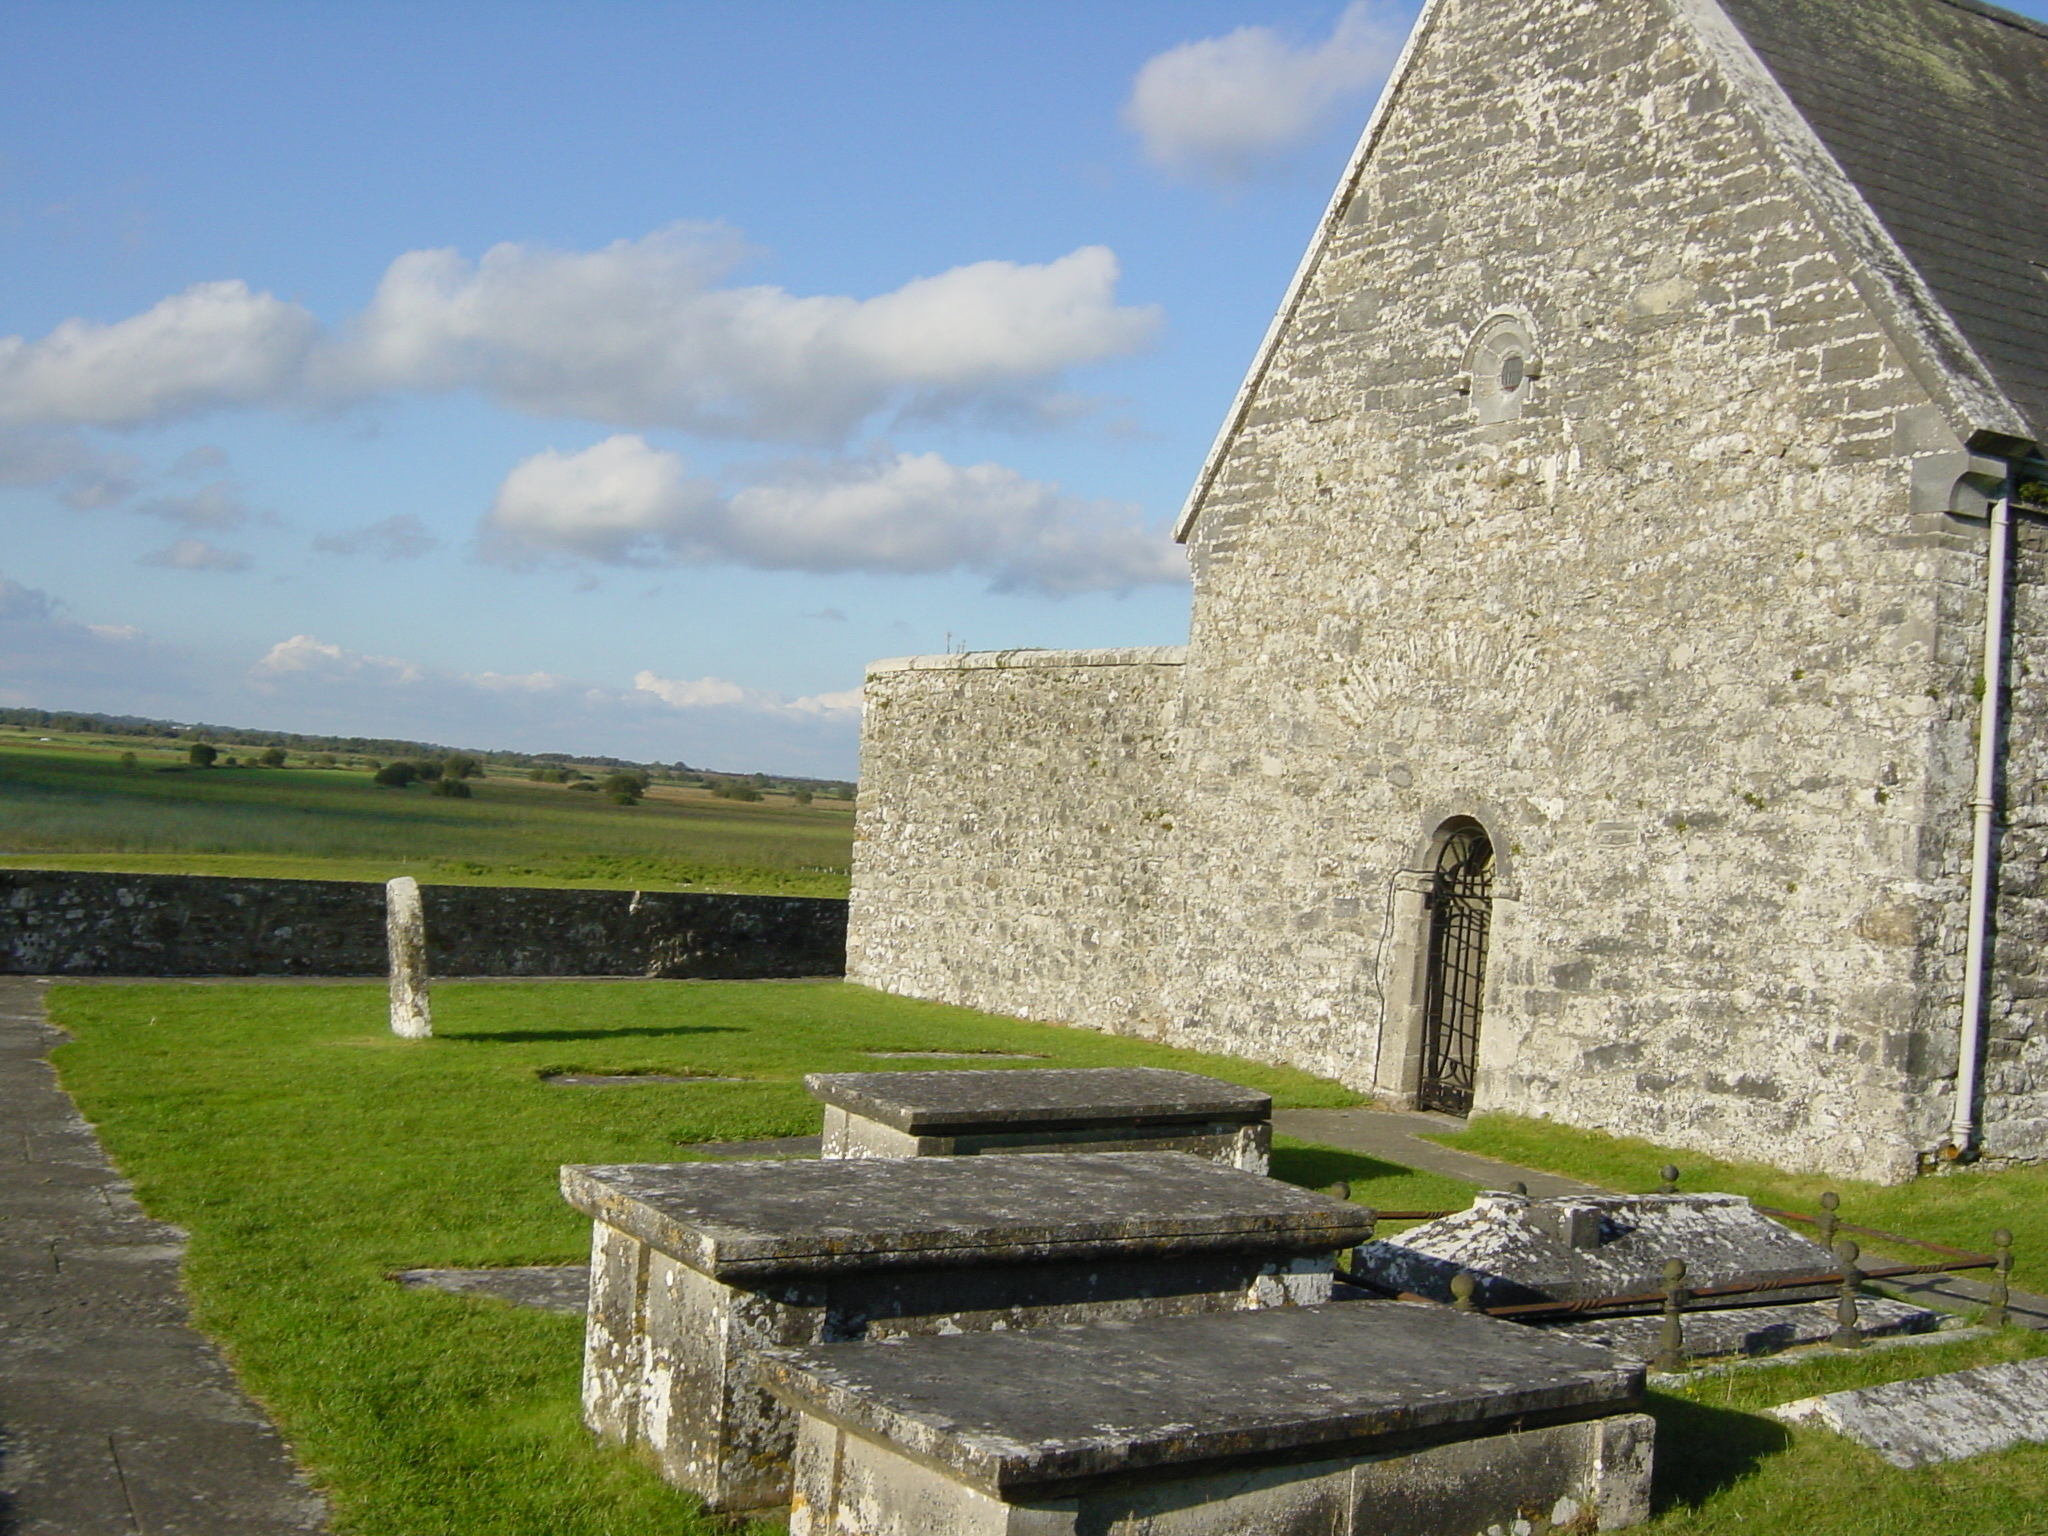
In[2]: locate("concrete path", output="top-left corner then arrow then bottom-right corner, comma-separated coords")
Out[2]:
0,978 -> 328,1535
1275,1105 -> 2048,1330
1272,1106 -> 1607,1198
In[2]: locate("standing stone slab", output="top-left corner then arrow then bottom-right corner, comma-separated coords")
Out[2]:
761,1303 -> 1654,1535
384,876 -> 430,1038
560,1152 -> 1369,1511
1772,1357 -> 2048,1468
805,1068 -> 1272,1173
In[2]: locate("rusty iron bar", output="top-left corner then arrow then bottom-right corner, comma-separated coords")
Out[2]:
1757,1204 -> 1993,1266
1470,1253 -> 1994,1320
1373,1210 -> 1456,1221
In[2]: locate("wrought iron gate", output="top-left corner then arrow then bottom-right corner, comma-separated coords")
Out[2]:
1418,822 -> 1495,1116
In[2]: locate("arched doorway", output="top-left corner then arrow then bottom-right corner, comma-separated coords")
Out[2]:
1417,819 -> 1495,1115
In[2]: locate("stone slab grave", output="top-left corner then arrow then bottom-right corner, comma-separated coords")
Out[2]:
1350,1189 -> 1943,1364
804,1066 -> 1272,1172
760,1301 -> 1654,1536
561,1150 -> 1371,1511
1772,1356 -> 2048,1467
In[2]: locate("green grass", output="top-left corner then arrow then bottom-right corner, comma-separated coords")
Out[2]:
1438,1114 -> 2047,1292
45,982 -> 2048,1536
1639,1330 -> 2048,1534
0,735 -> 852,895
45,979 -> 1395,1536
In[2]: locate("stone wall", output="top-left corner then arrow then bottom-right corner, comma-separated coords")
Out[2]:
0,870 -> 846,979
848,650 -> 1184,1034
847,0 -> 2038,1183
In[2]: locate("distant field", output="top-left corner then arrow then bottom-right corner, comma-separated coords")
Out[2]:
0,731 -> 854,896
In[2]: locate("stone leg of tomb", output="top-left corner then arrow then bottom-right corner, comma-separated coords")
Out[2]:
582,1218 -> 1336,1511
788,1411 -> 1657,1536
819,1104 -> 1272,1173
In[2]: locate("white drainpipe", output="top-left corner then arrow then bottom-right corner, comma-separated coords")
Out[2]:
1950,467 -> 2015,1158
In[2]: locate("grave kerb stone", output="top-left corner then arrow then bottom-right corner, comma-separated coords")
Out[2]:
562,1152 -> 1369,1512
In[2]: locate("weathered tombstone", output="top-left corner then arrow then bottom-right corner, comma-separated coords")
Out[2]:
560,1151 -> 1369,1511
760,1303 -> 1655,1536
1772,1357 -> 2048,1468
1351,1189 -> 1840,1309
385,876 -> 431,1038
805,1067 -> 1272,1172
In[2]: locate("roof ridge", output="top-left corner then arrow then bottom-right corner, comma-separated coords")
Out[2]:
1928,0 -> 2048,45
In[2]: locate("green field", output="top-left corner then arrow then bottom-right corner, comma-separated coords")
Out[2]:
44,979 -> 2048,1536
0,730 -> 853,896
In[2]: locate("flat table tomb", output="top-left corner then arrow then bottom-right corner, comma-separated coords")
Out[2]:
761,1302 -> 1655,1536
805,1067 -> 1273,1172
561,1152 -> 1371,1512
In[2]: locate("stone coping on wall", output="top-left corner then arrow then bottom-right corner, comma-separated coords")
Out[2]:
866,646 -> 1187,676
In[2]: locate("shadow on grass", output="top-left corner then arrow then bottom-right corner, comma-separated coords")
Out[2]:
442,1026 -> 747,1043
1646,1393 -> 1792,1514
1271,1145 -> 1428,1188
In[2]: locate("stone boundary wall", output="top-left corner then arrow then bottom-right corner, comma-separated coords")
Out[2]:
0,870 -> 847,979
849,647 -> 1186,1035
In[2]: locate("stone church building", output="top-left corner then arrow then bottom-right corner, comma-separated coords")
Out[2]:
848,0 -> 2048,1184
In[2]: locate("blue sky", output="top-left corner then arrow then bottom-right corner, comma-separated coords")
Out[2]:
4,1 -> 2043,777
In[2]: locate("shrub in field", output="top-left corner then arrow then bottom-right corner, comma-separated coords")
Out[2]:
188,743 -> 218,767
568,780 -> 598,793
444,753 -> 483,779
118,752 -> 138,771
600,773 -> 644,805
374,763 -> 418,788
259,747 -> 287,767
412,760 -> 444,783
432,778 -> 472,798
312,753 -> 338,768
792,788 -> 813,805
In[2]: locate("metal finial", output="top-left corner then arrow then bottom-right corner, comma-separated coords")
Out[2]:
1659,1165 -> 1681,1195
1450,1271 -> 1478,1312
1831,1239 -> 1865,1348
1654,1258 -> 1689,1373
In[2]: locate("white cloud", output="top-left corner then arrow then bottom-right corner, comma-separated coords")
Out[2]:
0,428 -> 140,509
0,572 -> 188,706
135,481 -> 253,530
312,513 -> 440,560
1124,2 -> 1405,183
481,435 -> 1185,595
242,635 -> 860,772
0,281 -> 319,428
0,229 -> 1156,444
329,227 -> 1157,441
249,634 -> 423,686
140,537 -> 252,572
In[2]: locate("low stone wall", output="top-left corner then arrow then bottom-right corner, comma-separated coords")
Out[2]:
0,870 -> 846,979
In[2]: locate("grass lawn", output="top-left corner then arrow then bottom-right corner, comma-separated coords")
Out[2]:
44,981 -> 2048,1535
45,979 -> 1446,1536
0,734 -> 852,895
1438,1114 -> 2048,1293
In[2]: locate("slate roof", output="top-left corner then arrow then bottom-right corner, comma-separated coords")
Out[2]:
1718,0 -> 2048,443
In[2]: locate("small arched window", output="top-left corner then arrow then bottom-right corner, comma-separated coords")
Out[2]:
1468,315 -> 1538,425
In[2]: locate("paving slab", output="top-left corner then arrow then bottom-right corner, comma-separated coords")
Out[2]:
393,1265 -> 589,1314
1771,1356 -> 2048,1467
0,977 -> 328,1535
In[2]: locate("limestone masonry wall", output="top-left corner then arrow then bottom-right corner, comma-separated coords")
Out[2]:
0,870 -> 847,978
848,649 -> 1184,1034
848,0 -> 2045,1183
